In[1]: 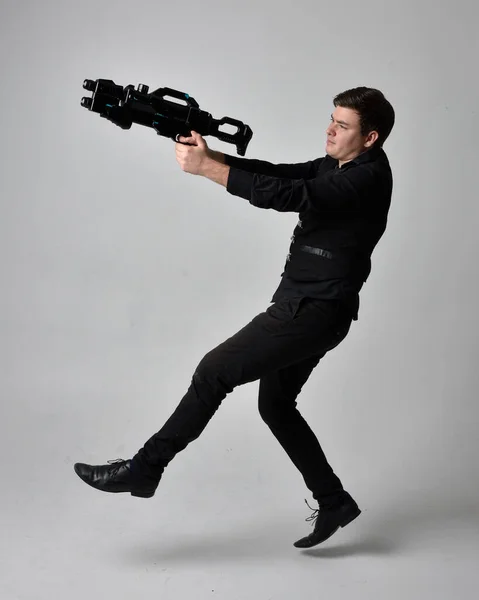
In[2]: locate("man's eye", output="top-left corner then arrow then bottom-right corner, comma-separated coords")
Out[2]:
331,118 -> 345,129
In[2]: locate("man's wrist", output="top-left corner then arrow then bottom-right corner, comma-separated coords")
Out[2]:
207,149 -> 226,164
200,156 -> 230,187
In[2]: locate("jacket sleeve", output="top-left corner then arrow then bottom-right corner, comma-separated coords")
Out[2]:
223,153 -> 325,179
226,162 -> 381,214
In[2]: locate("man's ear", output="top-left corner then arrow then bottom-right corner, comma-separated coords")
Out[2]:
365,131 -> 379,147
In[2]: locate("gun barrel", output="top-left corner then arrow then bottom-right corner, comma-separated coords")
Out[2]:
83,79 -> 96,92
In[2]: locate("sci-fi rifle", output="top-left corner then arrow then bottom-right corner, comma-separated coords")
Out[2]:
81,78 -> 253,156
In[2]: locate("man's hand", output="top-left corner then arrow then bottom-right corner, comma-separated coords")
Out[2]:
175,130 -> 230,187
175,131 -> 210,175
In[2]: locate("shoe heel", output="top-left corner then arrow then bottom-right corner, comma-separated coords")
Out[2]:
131,490 -> 155,498
341,507 -> 361,527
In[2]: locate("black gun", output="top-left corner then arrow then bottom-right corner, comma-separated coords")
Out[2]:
81,78 -> 253,156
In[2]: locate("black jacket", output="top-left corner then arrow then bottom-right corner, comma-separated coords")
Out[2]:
224,144 -> 393,321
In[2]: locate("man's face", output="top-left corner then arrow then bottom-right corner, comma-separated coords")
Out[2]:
325,106 -> 376,166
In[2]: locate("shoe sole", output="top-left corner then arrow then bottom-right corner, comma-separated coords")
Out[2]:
131,490 -> 155,498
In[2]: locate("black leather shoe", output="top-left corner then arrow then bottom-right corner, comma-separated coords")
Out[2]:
293,491 -> 361,548
73,458 -> 158,498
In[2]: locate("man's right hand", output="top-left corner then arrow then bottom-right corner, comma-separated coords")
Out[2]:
177,134 -> 198,146
176,135 -> 225,164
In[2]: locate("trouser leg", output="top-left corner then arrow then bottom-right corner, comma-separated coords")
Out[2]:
258,356 -> 345,502
131,297 -> 352,485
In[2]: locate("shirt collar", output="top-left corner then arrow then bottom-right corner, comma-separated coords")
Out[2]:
334,144 -> 384,169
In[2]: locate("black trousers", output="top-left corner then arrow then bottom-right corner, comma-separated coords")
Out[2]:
131,296 -> 353,504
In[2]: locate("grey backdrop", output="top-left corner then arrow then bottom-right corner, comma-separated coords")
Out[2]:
1,0 -> 478,598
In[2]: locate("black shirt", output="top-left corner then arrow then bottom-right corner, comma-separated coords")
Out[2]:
223,144 -> 393,321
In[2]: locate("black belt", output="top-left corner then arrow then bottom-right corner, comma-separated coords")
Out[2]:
299,245 -> 334,259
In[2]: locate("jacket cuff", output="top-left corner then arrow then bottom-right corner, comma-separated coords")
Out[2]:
224,153 -> 245,169
226,166 -> 254,201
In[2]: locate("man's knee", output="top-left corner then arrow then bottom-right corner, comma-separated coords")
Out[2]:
194,349 -> 223,380
258,393 -> 297,426
258,397 -> 274,424
193,351 -> 235,397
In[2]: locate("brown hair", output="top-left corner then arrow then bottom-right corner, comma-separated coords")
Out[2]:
333,87 -> 395,148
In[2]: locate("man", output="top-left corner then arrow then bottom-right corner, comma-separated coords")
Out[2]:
74,86 -> 395,549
